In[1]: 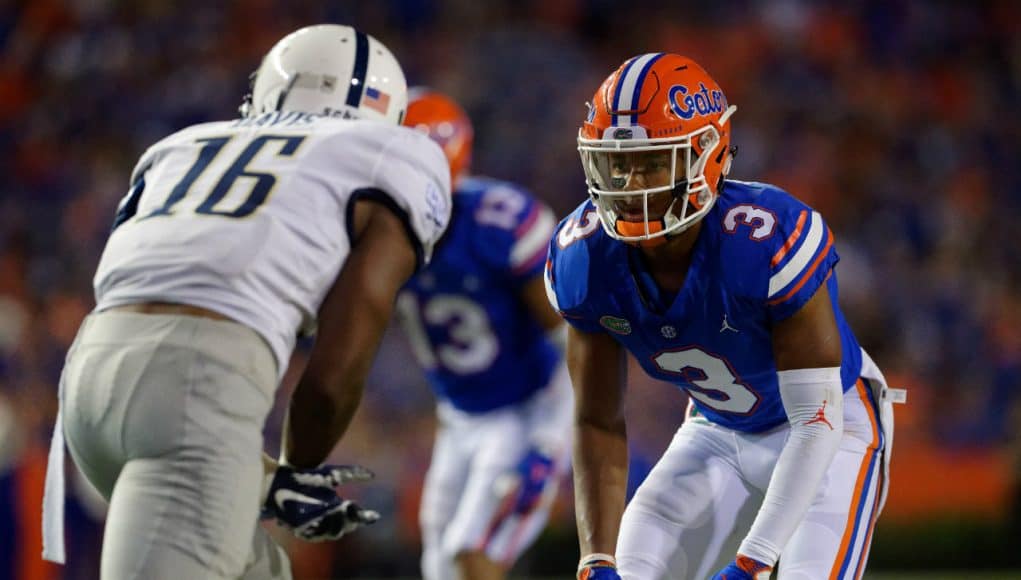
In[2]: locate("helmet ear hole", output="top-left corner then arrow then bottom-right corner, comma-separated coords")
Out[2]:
698,129 -> 718,151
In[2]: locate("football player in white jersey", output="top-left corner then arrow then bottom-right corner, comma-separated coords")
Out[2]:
41,24 -> 452,579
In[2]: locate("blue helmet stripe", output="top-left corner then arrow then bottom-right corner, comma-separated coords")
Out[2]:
611,56 -> 641,127
630,52 -> 665,124
345,31 -> 369,107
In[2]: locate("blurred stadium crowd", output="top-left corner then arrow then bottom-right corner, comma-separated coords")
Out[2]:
0,0 -> 1017,578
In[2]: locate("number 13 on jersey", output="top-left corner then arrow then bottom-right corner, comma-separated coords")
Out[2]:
397,292 -> 499,376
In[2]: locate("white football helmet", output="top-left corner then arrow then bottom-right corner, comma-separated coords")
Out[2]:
240,24 -> 408,124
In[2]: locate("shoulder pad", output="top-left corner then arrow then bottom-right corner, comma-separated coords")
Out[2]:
715,181 -> 839,316
317,123 -> 453,265
462,178 -> 556,277
546,200 -> 602,315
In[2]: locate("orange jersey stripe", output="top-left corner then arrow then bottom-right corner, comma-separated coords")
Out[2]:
767,228 -> 834,306
850,379 -> 884,579
852,466 -> 885,579
771,210 -> 809,268
828,380 -> 881,580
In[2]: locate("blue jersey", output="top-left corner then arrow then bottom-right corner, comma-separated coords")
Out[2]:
398,176 -> 560,413
546,180 -> 862,433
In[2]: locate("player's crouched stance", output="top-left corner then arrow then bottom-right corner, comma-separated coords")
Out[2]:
555,54 -> 903,580
42,24 -> 452,579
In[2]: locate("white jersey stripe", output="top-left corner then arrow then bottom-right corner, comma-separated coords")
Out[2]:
544,262 -> 560,313
510,207 -> 555,270
767,211 -> 824,298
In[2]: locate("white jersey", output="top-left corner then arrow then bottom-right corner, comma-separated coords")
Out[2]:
94,111 -> 452,377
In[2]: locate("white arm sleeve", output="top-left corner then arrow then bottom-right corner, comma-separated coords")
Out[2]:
738,366 -> 844,566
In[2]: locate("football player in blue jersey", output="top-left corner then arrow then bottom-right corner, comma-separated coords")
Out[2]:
547,54 -> 902,580
399,89 -> 574,580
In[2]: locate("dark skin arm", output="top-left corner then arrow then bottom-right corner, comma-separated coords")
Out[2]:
518,274 -> 566,332
772,280 -> 842,370
568,325 -> 629,557
284,200 -> 419,468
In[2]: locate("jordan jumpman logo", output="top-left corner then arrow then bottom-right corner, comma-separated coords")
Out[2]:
720,313 -> 739,333
805,400 -> 834,430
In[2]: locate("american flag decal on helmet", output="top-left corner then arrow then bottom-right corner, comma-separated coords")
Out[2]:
363,87 -> 390,114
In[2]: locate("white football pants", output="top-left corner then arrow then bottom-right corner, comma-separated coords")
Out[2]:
420,362 -> 574,580
60,311 -> 290,579
617,350 -> 895,580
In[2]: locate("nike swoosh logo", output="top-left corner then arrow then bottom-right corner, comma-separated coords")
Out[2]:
274,488 -> 325,509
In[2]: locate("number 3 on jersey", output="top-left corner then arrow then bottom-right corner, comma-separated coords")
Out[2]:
556,209 -> 599,248
397,293 -> 499,375
654,347 -> 761,414
113,134 -> 307,229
